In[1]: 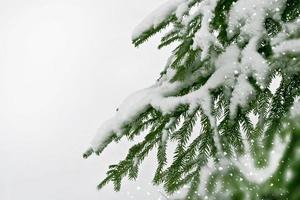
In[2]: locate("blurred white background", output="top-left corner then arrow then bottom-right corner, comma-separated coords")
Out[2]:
0,0 -> 172,199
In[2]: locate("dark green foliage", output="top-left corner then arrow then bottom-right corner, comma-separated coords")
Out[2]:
265,18 -> 282,37
281,0 -> 300,22
133,0 -> 200,47
86,0 -> 300,199
211,0 -> 238,45
133,15 -> 177,47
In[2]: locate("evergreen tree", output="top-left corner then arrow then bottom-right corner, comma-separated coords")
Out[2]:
84,0 -> 300,199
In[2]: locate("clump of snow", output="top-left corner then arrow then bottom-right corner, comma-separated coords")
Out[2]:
271,18 -> 300,46
192,0 -> 220,60
273,39 -> 300,55
291,98 -> 300,119
176,2 -> 189,20
241,38 -> 269,86
228,0 -> 285,39
230,75 -> 254,116
132,0 -> 188,40
91,68 -> 182,150
285,17 -> 300,32
271,17 -> 300,55
181,4 -> 202,26
227,38 -> 268,116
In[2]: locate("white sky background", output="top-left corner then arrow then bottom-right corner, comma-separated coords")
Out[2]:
0,0 -> 173,199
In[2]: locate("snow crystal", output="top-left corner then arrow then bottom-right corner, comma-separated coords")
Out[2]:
132,0 -> 188,40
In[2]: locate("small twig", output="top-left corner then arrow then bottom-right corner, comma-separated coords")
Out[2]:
83,148 -> 94,159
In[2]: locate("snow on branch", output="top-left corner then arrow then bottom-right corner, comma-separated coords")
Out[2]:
192,0 -> 220,60
90,42 -> 264,152
273,39 -> 300,54
272,18 -> 300,55
228,0 -> 285,38
291,97 -> 300,119
132,0 -> 189,40
89,0 -> 300,158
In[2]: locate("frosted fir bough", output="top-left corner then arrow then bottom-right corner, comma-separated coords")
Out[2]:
85,0 -> 300,199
